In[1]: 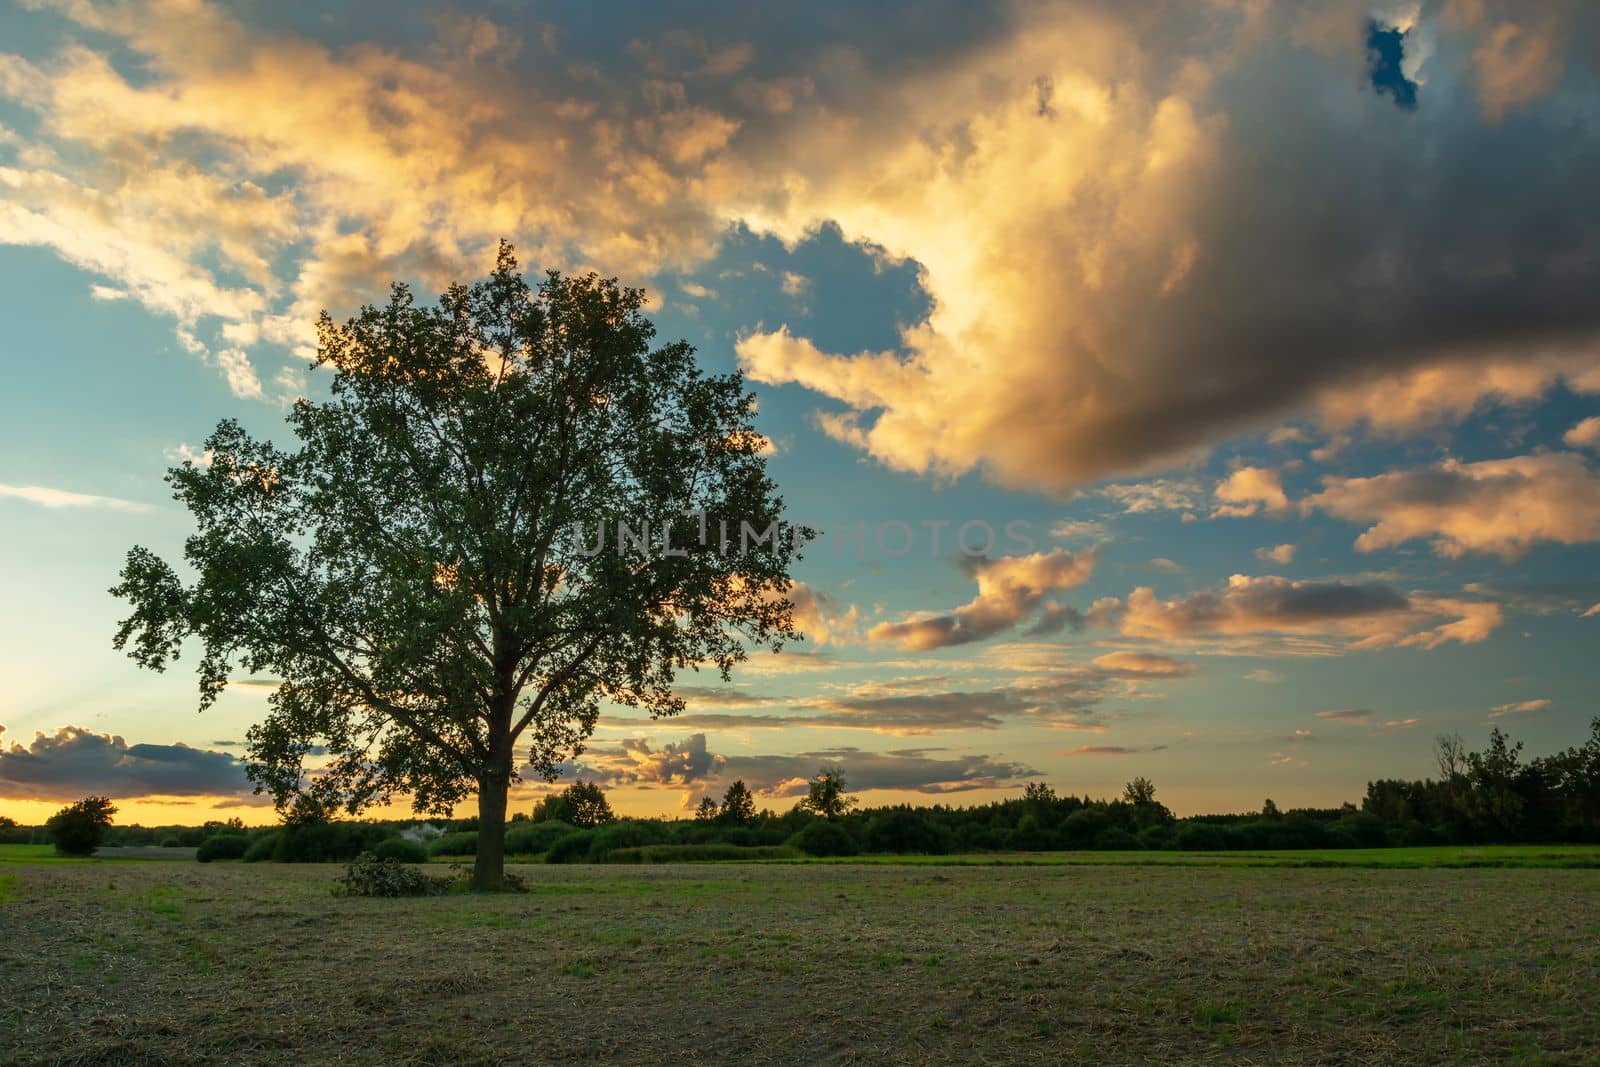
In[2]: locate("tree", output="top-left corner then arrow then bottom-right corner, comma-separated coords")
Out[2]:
798,766 -> 855,820
719,779 -> 757,825
1434,731 -> 1466,782
0,815 -> 15,829
693,796 -> 720,821
111,244 -> 801,889
557,781 -> 615,828
46,797 -> 116,856
1122,778 -> 1156,806
1467,727 -> 1525,839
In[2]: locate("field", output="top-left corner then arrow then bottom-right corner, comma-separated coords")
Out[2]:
2,850 -> 1598,1064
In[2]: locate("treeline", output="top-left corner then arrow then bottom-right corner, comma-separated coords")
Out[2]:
8,719 -> 1598,860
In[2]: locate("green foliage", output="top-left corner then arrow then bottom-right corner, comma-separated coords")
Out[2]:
46,797 -> 116,857
544,829 -> 597,864
600,844 -> 801,863
429,831 -> 479,857
865,808 -> 952,854
271,822 -> 390,863
110,243 -> 803,891
334,852 -> 450,898
243,832 -> 280,862
797,767 -> 855,821
790,819 -> 859,857
586,820 -> 668,860
693,796 -> 719,821
718,780 -> 757,825
1093,828 -> 1141,851
558,782 -> 616,828
372,837 -> 429,863
196,834 -> 250,862
505,820 -> 574,856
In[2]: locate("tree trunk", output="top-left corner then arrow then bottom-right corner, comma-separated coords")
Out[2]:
473,770 -> 509,891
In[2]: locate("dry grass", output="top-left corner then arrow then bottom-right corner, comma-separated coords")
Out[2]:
1,860 -> 1597,1064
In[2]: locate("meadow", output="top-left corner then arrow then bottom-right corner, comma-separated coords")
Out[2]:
2,847 -> 1597,1064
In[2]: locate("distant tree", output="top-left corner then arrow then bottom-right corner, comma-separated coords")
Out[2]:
110,244 -> 801,890
1261,798 -> 1282,819
1023,782 -> 1058,805
719,780 -> 757,825
560,781 -> 616,828
1434,731 -> 1466,782
1467,727 -> 1525,839
0,815 -> 15,829
46,797 -> 116,856
693,796 -> 720,821
798,766 -> 855,820
1122,778 -> 1157,806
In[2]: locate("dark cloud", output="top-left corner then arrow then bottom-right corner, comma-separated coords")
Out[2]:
566,734 -> 1039,798
868,550 -> 1096,650
0,726 -> 251,801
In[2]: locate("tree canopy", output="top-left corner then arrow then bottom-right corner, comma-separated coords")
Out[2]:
112,243 -> 801,888
47,796 -> 116,856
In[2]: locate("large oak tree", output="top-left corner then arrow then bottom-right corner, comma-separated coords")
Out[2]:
112,244 -> 801,889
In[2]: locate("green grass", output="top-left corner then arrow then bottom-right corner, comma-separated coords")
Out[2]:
1,855 -> 1596,1064
0,843 -> 196,864
784,844 -> 1600,869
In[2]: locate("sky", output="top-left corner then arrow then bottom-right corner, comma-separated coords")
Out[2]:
2,0 -> 1599,826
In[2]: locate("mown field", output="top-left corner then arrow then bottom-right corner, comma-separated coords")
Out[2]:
2,851 -> 1597,1065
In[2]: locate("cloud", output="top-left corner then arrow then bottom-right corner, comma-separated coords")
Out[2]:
1088,652 -> 1196,679
1584,603 -> 1600,619
1214,467 -> 1289,518
1095,479 -> 1205,516
0,484 -> 149,511
1244,668 -> 1283,683
1049,518 -> 1109,543
1378,718 -> 1420,730
730,2 -> 1600,493
868,549 -> 1096,650
565,734 -> 1039,799
1060,744 -> 1167,757
1316,708 -> 1375,723
1489,698 -> 1552,718
0,726 -> 250,801
784,582 -> 859,647
1304,453 -> 1600,561
1116,574 -> 1501,653
1566,417 -> 1600,451
3,1 -> 1591,485
1256,544 -> 1297,565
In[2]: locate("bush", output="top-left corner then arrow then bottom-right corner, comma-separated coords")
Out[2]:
1174,822 -> 1229,851
334,853 -> 450,898
159,836 -> 185,849
271,822 -> 390,863
789,820 -> 858,857
586,820 -> 668,860
372,836 -> 429,863
864,809 -> 953,854
428,831 -> 479,857
46,797 -> 116,856
244,832 -> 281,862
1092,828 -> 1141,851
601,844 -> 801,863
544,829 -> 597,864
196,833 -> 250,862
505,820 -> 576,856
